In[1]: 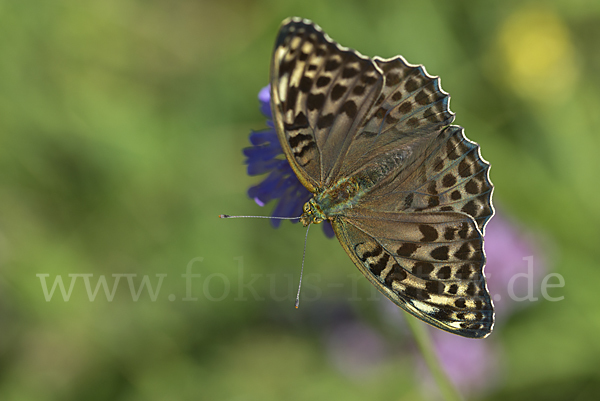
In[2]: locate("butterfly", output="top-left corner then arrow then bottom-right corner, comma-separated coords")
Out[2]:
270,17 -> 494,338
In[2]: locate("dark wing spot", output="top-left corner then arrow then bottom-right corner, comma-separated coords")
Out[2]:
426,281 -> 444,295
331,84 -> 347,101
316,76 -> 331,88
392,91 -> 403,102
299,76 -> 313,93
286,86 -> 299,110
415,89 -> 430,106
428,196 -> 440,208
433,309 -> 452,321
307,93 -> 325,110
405,286 -> 430,301
288,132 -> 312,148
405,78 -> 418,92
444,227 -> 457,241
369,253 -> 390,276
407,117 -> 420,128
447,141 -> 459,160
451,190 -> 462,200
437,266 -> 451,279
342,67 -> 360,78
458,141 -> 471,154
418,225 -> 438,242
455,298 -> 467,308
317,113 -> 335,129
397,243 -> 420,257
466,282 -> 477,296
430,246 -> 449,261
384,263 -> 407,286
413,262 -> 435,279
448,284 -> 458,295
353,85 -> 366,95
386,73 -> 401,86
475,300 -> 492,310
279,59 -> 296,76
284,112 -> 309,131
433,156 -> 444,172
442,174 -> 456,188
325,59 -> 341,71
361,73 -> 378,85
294,141 -> 316,158
385,114 -> 399,124
462,200 -> 479,218
465,179 -> 479,195
455,244 -> 473,261
424,108 -> 439,123
469,244 -> 484,261
428,181 -> 438,195
398,101 -> 412,114
342,100 -> 357,118
358,244 -> 383,262
456,263 -> 472,279
459,159 -> 473,177
458,222 -> 470,239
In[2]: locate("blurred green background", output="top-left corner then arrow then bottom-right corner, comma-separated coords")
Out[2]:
2,0 -> 600,400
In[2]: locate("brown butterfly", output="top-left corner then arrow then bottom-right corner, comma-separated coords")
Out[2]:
269,18 -> 495,338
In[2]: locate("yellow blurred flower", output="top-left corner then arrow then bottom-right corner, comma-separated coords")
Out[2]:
496,6 -> 578,103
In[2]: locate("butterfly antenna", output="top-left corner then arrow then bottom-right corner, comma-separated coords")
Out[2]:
219,214 -> 301,220
295,223 -> 311,308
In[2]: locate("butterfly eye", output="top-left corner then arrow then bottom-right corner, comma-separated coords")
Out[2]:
314,216 -> 323,224
303,202 -> 311,213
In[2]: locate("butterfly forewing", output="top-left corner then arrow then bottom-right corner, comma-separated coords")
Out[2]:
269,18 -> 495,338
271,18 -> 383,190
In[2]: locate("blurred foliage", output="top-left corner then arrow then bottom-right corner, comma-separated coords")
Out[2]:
1,0 -> 600,400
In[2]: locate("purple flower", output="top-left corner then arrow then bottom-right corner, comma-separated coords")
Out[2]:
325,321 -> 388,379
423,211 -> 546,396
428,329 -> 500,396
483,211 -> 546,317
307,302 -> 391,379
244,85 -> 334,237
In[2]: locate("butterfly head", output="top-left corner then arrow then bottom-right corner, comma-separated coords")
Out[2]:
300,199 -> 326,227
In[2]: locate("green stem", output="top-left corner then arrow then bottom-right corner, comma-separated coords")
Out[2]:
404,312 -> 463,401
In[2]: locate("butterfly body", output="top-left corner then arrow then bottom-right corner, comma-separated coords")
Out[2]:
271,17 -> 495,338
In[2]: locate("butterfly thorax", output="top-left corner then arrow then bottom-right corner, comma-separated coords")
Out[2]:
300,176 -> 370,226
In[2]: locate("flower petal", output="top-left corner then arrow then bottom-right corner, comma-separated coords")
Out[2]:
258,85 -> 272,119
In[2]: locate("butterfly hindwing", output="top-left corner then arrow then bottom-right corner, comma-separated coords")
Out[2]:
360,125 -> 494,233
333,210 -> 494,338
270,17 -> 383,191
